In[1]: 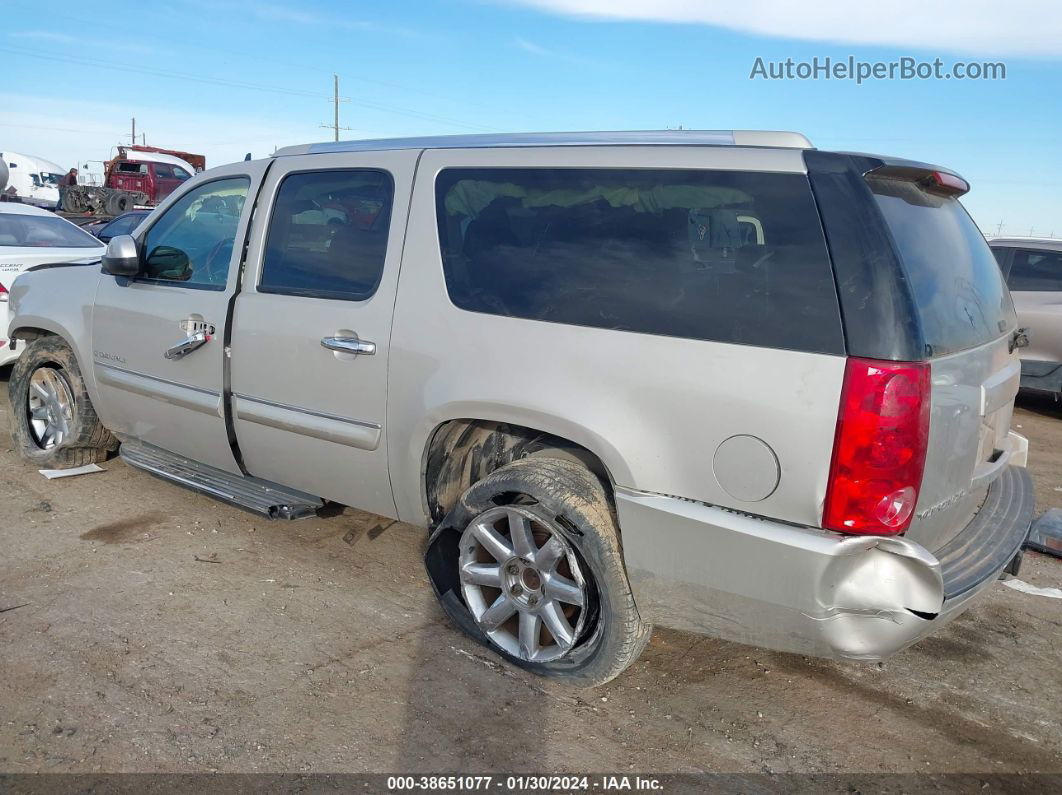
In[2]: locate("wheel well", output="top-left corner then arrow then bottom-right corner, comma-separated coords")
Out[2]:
424,419 -> 612,525
9,327 -> 55,343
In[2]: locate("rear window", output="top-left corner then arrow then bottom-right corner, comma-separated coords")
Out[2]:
435,168 -> 843,354
868,177 -> 1015,356
0,213 -> 103,248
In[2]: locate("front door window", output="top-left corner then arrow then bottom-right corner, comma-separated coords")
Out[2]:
141,177 -> 249,288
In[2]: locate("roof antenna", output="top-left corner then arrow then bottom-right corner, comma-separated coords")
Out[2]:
244,152 -> 252,161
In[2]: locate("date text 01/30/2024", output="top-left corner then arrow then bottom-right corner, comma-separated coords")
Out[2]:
385,775 -> 664,791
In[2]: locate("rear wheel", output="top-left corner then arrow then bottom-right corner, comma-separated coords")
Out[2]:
427,457 -> 651,686
8,337 -> 117,468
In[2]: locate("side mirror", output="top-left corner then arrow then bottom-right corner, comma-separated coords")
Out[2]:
101,235 -> 140,277
143,245 -> 191,280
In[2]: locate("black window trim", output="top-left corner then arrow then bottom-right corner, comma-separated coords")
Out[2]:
132,173 -> 252,292
255,166 -> 396,303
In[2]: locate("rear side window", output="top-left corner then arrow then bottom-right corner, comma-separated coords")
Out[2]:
435,168 -> 843,354
868,178 -> 1015,356
1007,249 -> 1062,292
260,169 -> 393,301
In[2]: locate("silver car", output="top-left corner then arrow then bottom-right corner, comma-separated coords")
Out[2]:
5,131 -> 1034,686
990,237 -> 1062,399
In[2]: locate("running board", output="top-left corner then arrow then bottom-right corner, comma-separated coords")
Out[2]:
119,441 -> 324,520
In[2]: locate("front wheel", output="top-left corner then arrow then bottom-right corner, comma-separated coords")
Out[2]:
8,337 -> 117,468
425,457 -> 651,687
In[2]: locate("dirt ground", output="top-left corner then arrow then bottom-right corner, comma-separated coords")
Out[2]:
1,366 -> 1060,777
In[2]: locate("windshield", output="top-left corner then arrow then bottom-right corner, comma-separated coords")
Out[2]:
0,213 -> 104,248
869,177 -> 1015,357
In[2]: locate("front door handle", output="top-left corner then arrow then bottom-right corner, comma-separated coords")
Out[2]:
164,330 -> 210,360
321,335 -> 376,356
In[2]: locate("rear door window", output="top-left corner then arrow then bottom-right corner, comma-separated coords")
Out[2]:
1007,248 -> 1062,292
868,178 -> 1015,356
435,167 -> 844,354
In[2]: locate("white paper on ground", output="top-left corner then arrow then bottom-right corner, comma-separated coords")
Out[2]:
38,463 -> 104,480
1002,578 -> 1062,600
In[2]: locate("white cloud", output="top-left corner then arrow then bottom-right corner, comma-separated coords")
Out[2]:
514,36 -> 603,65
248,2 -> 424,37
499,0 -> 1062,56
9,30 -> 163,57
11,31 -> 77,44
515,37 -> 554,57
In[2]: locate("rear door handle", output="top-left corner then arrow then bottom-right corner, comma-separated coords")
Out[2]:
321,335 -> 376,356
164,330 -> 210,360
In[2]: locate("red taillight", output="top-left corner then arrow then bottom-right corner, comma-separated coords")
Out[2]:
927,170 -> 969,196
0,283 -> 8,302
823,357 -> 930,536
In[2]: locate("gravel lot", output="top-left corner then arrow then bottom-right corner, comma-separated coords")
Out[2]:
1,366 -> 1060,777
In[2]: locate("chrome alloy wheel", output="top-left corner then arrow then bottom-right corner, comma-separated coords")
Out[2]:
458,505 -> 589,663
27,367 -> 74,450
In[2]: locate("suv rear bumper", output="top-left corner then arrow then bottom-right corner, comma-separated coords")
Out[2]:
616,465 -> 1035,661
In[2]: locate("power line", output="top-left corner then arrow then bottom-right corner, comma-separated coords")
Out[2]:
8,0 -> 509,118
0,45 -> 498,133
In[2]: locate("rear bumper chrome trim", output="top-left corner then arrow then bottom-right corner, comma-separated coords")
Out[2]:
616,465 -> 1034,661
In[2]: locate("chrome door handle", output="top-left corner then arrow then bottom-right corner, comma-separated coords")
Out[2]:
164,330 -> 210,360
321,335 -> 376,356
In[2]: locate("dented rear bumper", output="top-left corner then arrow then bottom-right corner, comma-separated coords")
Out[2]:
616,465 -> 1034,660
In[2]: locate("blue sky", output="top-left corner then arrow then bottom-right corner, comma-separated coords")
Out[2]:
2,0 -> 1060,236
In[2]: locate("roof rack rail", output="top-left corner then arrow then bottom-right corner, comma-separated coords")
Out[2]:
273,130 -> 813,157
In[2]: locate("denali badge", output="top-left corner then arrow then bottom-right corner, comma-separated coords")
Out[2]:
93,350 -> 126,364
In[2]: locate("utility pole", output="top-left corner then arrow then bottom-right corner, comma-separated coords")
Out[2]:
996,220 -> 1004,236
320,73 -> 352,142
127,118 -> 145,147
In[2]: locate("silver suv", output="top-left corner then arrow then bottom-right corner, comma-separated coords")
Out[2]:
6,131 -> 1035,686
990,238 -> 1062,400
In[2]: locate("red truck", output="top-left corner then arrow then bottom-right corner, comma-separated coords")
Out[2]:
61,145 -> 205,216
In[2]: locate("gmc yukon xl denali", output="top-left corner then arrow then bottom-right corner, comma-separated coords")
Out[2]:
6,131 -> 1034,686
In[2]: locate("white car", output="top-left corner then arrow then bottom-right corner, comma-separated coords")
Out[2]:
1,202 -> 104,366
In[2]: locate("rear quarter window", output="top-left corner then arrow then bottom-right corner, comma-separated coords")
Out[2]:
435,167 -> 844,354
869,178 -> 1015,356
